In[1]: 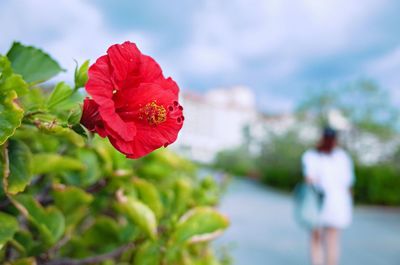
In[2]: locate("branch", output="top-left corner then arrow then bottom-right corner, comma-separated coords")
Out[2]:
24,110 -> 47,118
46,234 -> 72,258
2,141 -> 10,193
0,197 -> 11,209
39,242 -> 135,265
1,182 -> 52,210
85,179 -> 107,193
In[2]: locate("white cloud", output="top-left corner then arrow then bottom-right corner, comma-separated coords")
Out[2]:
0,0 -> 154,83
365,47 -> 400,102
177,0 -> 389,79
366,47 -> 400,78
1,0 -> 397,113
257,91 -> 295,114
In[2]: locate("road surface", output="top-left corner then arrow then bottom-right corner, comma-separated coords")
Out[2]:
216,178 -> 400,265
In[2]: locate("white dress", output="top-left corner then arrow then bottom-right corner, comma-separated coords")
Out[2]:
302,148 -> 355,229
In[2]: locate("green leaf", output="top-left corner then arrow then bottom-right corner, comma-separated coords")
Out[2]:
86,217 -> 120,241
46,82 -> 73,110
116,198 -> 157,240
13,230 -> 43,256
14,194 -> 65,246
74,60 -> 89,89
63,148 -> 104,187
37,123 -> 85,147
3,75 -> 28,96
0,55 -> 12,74
8,257 -> 36,265
171,207 -> 229,245
0,212 -> 19,250
31,153 -> 84,175
93,140 -> 114,176
133,241 -> 161,265
0,90 -> 24,145
67,105 -> 83,126
81,216 -> 121,252
133,178 -> 163,219
53,185 -> 93,228
0,55 -> 28,96
172,179 -> 192,216
63,148 -> 103,187
75,148 -> 102,186
19,87 -> 46,111
6,42 -> 63,83
46,82 -> 84,117
2,140 -> 33,195
61,216 -> 123,258
1,74 -> 28,96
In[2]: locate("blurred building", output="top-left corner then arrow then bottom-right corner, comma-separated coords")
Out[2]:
173,86 -> 258,162
173,87 -> 398,165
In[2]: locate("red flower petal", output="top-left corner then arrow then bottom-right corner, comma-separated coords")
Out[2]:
107,41 -> 141,90
155,77 -> 179,96
111,83 -> 183,158
81,41 -> 184,159
86,52 -> 136,141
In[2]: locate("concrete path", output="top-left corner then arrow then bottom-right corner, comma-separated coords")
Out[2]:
216,178 -> 400,265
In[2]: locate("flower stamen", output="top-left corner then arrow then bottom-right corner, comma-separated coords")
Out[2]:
139,101 -> 167,126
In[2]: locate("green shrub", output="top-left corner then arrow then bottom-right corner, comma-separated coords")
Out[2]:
0,42 -> 230,264
354,164 -> 400,205
214,131 -> 400,205
257,131 -> 306,190
260,165 -> 303,191
214,147 -> 259,177
259,161 -> 400,205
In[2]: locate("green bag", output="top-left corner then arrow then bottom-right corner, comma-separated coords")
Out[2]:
293,183 -> 323,230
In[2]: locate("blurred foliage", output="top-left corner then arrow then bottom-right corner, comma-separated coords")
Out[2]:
214,146 -> 258,178
354,164 -> 400,206
297,79 -> 400,139
257,131 -> 307,190
215,129 -> 400,206
214,120 -> 400,206
215,80 -> 400,206
214,130 -> 306,189
0,42 -> 230,264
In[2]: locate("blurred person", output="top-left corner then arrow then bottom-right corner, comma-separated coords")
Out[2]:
302,127 -> 355,265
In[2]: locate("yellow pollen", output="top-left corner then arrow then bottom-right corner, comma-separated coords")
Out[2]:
139,101 -> 167,126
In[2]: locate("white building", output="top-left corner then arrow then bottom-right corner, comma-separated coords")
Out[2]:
173,86 -> 258,162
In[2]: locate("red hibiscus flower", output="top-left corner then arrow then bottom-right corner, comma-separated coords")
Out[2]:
80,41 -> 184,158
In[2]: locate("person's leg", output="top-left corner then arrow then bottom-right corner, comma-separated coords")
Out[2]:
310,228 -> 324,265
325,227 -> 340,265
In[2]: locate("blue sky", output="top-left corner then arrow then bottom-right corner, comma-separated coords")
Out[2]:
1,0 -> 400,112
